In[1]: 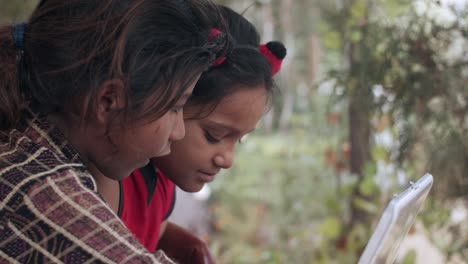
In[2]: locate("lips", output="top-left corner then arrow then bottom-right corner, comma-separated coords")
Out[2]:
197,170 -> 219,183
199,170 -> 217,176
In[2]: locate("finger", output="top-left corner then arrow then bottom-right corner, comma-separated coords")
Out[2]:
190,247 -> 206,264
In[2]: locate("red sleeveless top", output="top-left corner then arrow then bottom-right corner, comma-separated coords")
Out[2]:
119,163 -> 176,252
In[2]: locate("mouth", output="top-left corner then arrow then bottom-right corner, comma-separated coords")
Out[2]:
197,170 -> 219,183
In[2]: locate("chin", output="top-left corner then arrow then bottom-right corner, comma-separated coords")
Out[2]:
178,183 -> 204,193
102,171 -> 127,181
136,158 -> 150,169
115,168 -> 135,180
156,149 -> 171,157
97,165 -> 127,181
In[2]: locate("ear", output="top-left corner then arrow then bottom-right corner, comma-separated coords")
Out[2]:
95,79 -> 126,125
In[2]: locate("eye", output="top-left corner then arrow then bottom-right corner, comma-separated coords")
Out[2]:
238,134 -> 248,144
172,105 -> 183,114
204,130 -> 221,144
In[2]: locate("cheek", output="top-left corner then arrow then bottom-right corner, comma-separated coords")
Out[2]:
142,117 -> 171,142
106,129 -> 137,153
151,115 -> 170,136
170,127 -> 206,159
248,104 -> 266,123
185,124 -> 209,149
171,133 -> 198,155
122,122 -> 165,156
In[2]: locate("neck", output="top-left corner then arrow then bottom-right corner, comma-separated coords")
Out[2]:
89,163 -> 121,214
48,111 -> 109,183
49,112 -> 121,213
48,112 -> 90,163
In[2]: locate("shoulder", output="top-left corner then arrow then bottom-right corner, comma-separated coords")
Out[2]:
0,162 -> 93,212
0,113 -> 92,207
0,130 -> 91,212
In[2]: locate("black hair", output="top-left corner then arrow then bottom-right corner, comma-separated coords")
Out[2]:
0,0 -> 229,131
187,6 -> 285,118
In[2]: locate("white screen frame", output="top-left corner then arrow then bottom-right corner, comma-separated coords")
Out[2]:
358,173 -> 433,264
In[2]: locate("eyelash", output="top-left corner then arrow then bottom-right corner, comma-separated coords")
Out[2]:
172,105 -> 183,114
204,131 -> 221,144
204,130 -> 246,145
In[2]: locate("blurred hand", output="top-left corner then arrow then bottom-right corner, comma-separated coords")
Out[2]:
158,222 -> 215,264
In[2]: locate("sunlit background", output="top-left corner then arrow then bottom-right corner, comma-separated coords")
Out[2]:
2,0 -> 467,263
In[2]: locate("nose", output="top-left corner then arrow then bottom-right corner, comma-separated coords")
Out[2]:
169,111 -> 185,142
214,145 -> 235,169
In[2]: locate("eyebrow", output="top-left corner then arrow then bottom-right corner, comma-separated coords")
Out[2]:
205,120 -> 256,135
177,93 -> 191,103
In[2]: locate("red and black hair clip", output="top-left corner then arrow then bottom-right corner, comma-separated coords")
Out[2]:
210,28 -> 287,76
209,28 -> 228,67
259,41 -> 287,76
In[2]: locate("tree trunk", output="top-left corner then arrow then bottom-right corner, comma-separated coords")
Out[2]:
278,0 -> 295,132
338,0 -> 374,253
260,0 -> 276,133
307,34 -> 322,85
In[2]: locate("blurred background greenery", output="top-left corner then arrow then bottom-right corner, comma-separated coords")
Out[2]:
2,0 -> 467,263
209,0 -> 468,263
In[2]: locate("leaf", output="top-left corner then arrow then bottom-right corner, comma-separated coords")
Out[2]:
350,30 -> 363,43
325,196 -> 341,212
350,0 -> 367,20
371,145 -> 389,161
363,162 -> 377,179
318,216 -> 342,239
401,249 -> 416,264
359,175 -> 378,196
352,197 -> 379,213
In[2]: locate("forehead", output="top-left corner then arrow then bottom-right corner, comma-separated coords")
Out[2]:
199,85 -> 267,132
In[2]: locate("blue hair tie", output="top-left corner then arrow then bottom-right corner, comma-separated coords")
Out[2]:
175,0 -> 194,20
12,23 -> 26,51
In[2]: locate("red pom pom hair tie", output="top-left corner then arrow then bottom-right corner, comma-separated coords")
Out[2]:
209,28 -> 227,66
259,41 -> 287,76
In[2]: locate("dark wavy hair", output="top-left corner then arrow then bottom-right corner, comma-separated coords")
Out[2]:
187,6 -> 284,119
0,0 -> 229,131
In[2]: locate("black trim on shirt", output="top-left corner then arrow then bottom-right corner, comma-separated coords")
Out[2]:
164,185 -> 177,220
139,163 -> 158,205
117,181 -> 123,216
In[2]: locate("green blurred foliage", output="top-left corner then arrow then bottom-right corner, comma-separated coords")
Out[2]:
210,0 -> 468,262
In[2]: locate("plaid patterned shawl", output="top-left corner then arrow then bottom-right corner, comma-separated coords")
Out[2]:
0,110 -> 174,264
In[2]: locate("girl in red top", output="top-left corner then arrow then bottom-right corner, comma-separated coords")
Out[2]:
101,6 -> 287,263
